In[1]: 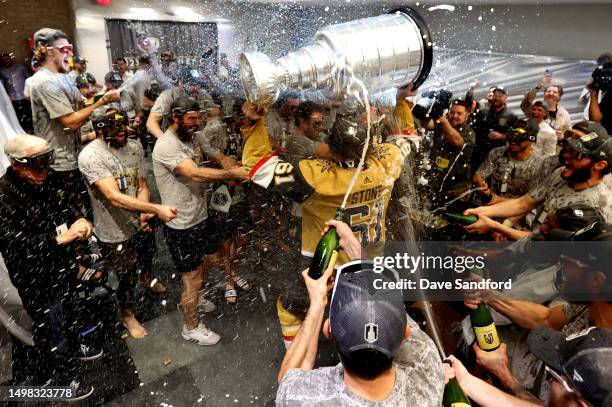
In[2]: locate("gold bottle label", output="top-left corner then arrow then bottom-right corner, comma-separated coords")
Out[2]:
451,403 -> 471,407
474,323 -> 500,350
329,250 -> 339,269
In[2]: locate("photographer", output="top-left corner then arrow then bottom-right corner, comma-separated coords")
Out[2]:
586,61 -> 612,134
78,109 -> 177,339
0,135 -> 95,400
422,99 -> 475,206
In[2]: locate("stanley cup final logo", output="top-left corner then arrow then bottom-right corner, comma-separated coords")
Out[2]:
364,323 -> 379,343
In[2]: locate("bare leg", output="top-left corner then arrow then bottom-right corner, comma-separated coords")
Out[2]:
221,240 -> 237,304
122,308 -> 149,339
180,264 -> 204,331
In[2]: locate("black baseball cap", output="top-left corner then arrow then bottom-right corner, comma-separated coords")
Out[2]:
547,204 -> 606,241
170,96 -> 200,115
104,71 -> 123,86
75,72 -> 96,88
565,122 -> 612,163
329,260 -> 407,358
491,85 -> 507,95
507,119 -> 537,142
33,28 -> 68,47
73,56 -> 87,65
528,327 -> 612,407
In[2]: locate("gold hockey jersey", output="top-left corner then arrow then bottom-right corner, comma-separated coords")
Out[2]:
242,118 -> 411,265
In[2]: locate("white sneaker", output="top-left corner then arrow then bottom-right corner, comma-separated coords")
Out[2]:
182,323 -> 221,345
198,292 -> 217,313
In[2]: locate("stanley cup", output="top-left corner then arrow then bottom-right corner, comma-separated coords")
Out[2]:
240,7 -> 433,106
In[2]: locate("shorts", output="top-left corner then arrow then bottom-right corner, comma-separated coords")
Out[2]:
162,218 -> 220,274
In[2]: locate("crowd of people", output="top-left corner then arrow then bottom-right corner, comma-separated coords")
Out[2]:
0,25 -> 611,406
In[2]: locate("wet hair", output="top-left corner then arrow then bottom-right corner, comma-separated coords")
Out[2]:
378,114 -> 401,143
274,90 -> 300,108
5,135 -> 48,158
138,55 -> 150,66
450,99 -> 470,110
114,57 -> 127,64
338,348 -> 394,380
294,101 -> 324,127
33,45 -> 49,65
597,53 -> 612,66
327,115 -> 372,163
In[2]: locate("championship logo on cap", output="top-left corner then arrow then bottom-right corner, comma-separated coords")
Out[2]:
364,323 -> 379,343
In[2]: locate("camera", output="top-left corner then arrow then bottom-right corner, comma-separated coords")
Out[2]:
591,64 -> 612,92
412,89 -> 453,121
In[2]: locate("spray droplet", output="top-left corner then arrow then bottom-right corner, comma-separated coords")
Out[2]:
324,6 -> 329,11
468,5 -> 473,11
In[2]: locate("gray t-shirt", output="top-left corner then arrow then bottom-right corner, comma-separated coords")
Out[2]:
283,130 -> 319,164
78,139 -> 145,243
527,168 -> 612,226
197,116 -> 228,159
477,147 -> 543,198
152,128 -> 208,229
30,68 -> 83,171
266,110 -> 295,149
276,317 -> 444,407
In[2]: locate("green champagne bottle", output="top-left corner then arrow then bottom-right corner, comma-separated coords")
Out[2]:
443,212 -> 478,225
470,302 -> 500,351
443,377 -> 472,407
308,208 -> 344,279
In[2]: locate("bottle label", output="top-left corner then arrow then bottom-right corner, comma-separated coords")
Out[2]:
329,250 -> 339,270
435,156 -> 450,169
451,403 -> 471,407
474,323 -> 500,350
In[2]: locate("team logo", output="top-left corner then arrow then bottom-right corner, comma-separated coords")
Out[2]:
483,333 -> 495,345
363,176 -> 372,184
364,323 -> 378,343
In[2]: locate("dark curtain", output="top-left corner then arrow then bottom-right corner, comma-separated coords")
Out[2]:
105,19 -> 218,70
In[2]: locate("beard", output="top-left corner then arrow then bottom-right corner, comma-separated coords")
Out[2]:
561,166 -> 592,184
178,124 -> 198,142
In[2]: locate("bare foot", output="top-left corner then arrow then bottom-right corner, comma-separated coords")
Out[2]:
123,315 -> 149,339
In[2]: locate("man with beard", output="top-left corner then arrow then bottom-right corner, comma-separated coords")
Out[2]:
78,109 -> 177,338
265,90 -> 300,149
0,135 -> 96,400
152,97 -> 247,344
465,121 -> 612,235
458,222 -> 612,406
29,28 -> 120,217
146,68 -> 212,139
283,100 -> 327,163
474,120 -> 542,201
470,86 -> 518,171
422,99 -> 476,208
445,327 -> 611,407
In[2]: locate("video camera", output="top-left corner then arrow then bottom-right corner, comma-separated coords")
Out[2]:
591,64 -> 612,92
412,89 -> 453,121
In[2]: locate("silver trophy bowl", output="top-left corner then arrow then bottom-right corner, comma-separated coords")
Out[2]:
240,7 -> 433,106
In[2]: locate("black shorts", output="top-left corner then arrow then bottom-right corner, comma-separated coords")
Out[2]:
162,218 -> 220,274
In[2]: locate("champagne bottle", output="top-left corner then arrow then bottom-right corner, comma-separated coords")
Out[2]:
308,208 -> 344,279
443,212 -> 478,225
470,302 -> 500,351
443,377 -> 472,407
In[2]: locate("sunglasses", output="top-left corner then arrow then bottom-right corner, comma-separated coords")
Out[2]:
12,149 -> 55,170
47,44 -> 73,54
545,365 -> 575,393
